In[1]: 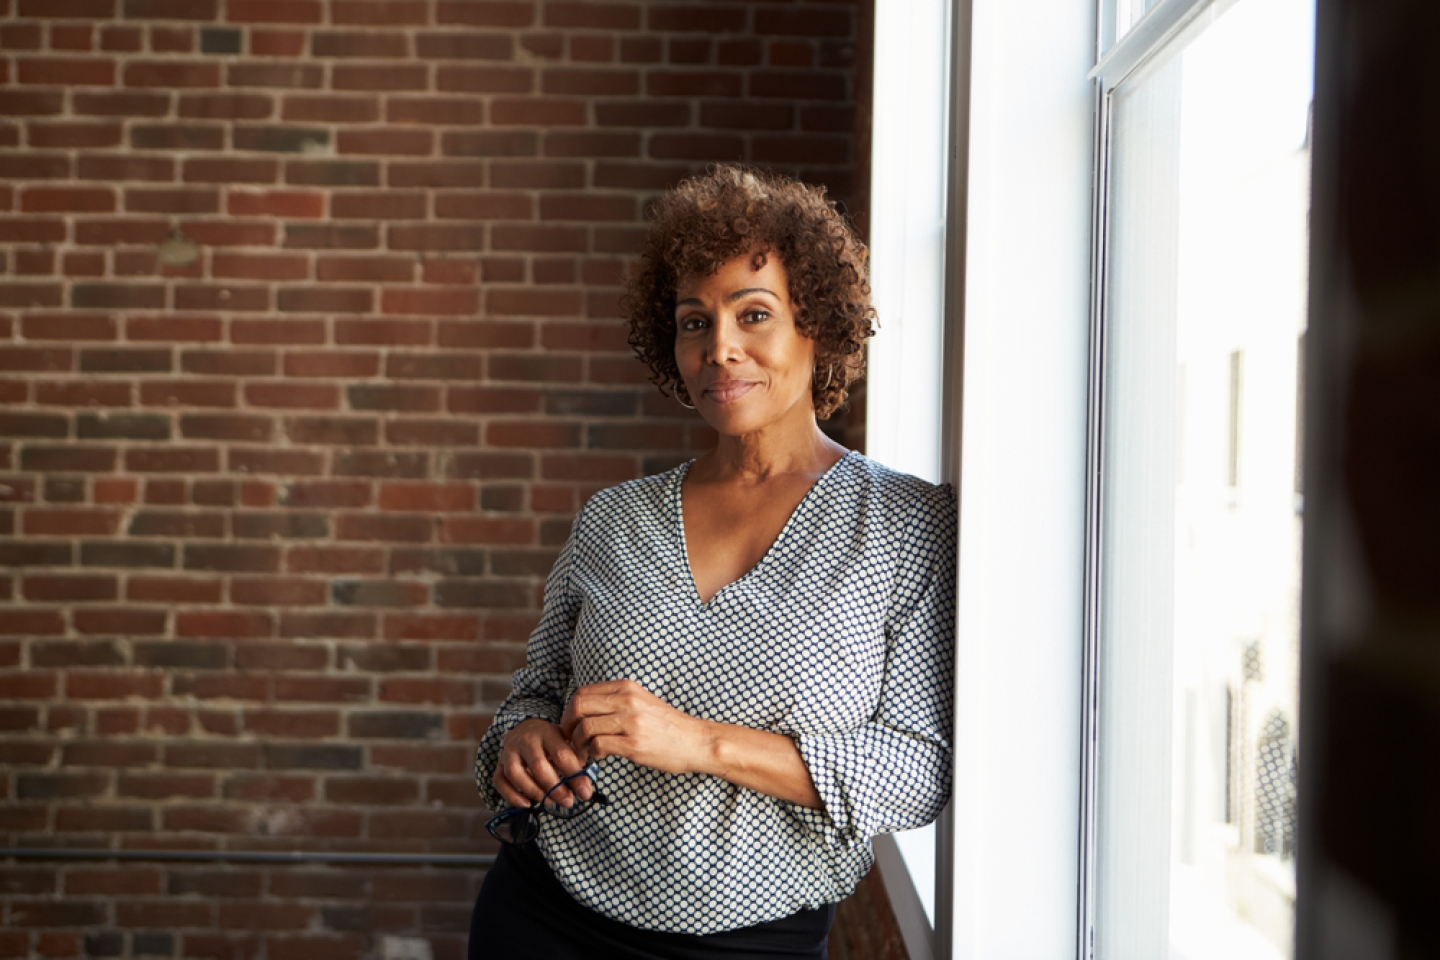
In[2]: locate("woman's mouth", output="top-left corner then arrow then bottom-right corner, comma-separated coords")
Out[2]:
703,380 -> 757,404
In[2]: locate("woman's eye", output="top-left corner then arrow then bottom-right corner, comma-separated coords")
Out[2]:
742,310 -> 770,324
679,316 -> 707,332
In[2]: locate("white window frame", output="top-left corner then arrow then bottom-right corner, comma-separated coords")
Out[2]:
871,0 -> 1096,957
876,1 -> 1309,957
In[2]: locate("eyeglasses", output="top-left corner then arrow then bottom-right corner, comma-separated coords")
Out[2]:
485,763 -> 608,845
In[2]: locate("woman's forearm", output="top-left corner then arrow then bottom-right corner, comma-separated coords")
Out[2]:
694,719 -> 823,809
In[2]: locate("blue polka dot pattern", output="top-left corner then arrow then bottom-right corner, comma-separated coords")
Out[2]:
474,451 -> 956,934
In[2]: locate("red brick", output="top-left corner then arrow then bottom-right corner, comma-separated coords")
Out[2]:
378,483 -> 474,512
335,513 -> 432,543
9,248 -> 52,274
212,253 -> 309,282
333,64 -> 428,91
278,95 -> 376,126
0,91 -> 62,116
387,96 -> 484,125
384,419 -> 479,446
541,321 -> 628,352
545,2 -> 638,28
312,30 -> 406,58
23,509 -> 120,537
228,0 -> 320,22
225,190 -> 322,218
175,611 -> 274,638
437,0 -> 532,25
23,575 -> 117,603
63,251 -> 107,277
36,381 -> 130,406
0,218 -> 67,244
436,65 -> 532,94
20,314 -> 116,341
324,776 -> 418,805
380,287 -> 479,316
242,709 -> 339,739
335,128 -> 433,156
487,289 -> 584,318
229,62 -> 322,88
183,157 -> 278,184
0,610 -> 65,636
282,351 -> 380,378
434,191 -> 530,220
570,34 -> 614,61
379,677 -> 474,705
64,868 -> 164,897
332,320 -> 432,346
379,614 -> 476,642
0,672 -> 59,698
285,546 -> 383,575
123,60 -> 220,87
73,607 -> 168,639
95,478 -> 140,503
116,773 -> 214,800
125,187 -> 220,214
230,578 -> 326,606
17,57 -> 116,85
597,100 -> 691,128
331,191 -> 426,220
101,24 -> 144,49
27,121 -> 124,148
65,671 -> 164,699
650,132 -> 745,161
243,382 -> 339,409
125,447 -> 220,473
644,70 -> 742,98
140,380 -> 237,408
753,135 -> 849,165
333,0 -> 427,23
127,577 -> 223,604
128,317 -> 223,342
267,936 -> 369,960
228,449 -> 325,477
178,93 -> 272,120
278,612 -> 375,640
251,28 -> 304,55
388,160 -> 487,188
422,259 -> 479,284
438,517 -> 532,544
446,385 -> 538,414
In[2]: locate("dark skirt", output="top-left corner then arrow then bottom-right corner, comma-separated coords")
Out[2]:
468,841 -> 834,960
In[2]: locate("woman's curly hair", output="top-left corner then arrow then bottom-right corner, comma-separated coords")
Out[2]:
622,164 -> 877,420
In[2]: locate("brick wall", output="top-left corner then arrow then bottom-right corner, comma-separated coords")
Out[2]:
0,0 -> 868,956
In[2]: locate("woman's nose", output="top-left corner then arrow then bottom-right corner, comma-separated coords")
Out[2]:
706,317 -> 743,363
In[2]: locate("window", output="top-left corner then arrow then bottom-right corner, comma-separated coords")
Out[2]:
1087,1 -> 1315,957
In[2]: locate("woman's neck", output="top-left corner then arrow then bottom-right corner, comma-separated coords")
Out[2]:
693,416 -> 847,484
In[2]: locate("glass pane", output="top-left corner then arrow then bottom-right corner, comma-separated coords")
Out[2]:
1101,0 -> 1165,55
1094,0 -> 1315,958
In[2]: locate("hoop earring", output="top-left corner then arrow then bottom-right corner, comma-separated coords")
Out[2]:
819,364 -> 834,391
676,390 -> 695,410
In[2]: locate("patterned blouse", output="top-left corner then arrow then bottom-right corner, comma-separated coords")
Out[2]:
474,450 -> 957,934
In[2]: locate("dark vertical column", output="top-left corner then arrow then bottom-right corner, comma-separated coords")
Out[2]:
1299,1 -> 1440,957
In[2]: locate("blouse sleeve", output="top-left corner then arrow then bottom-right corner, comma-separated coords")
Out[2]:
473,507 -> 586,811
793,484 -> 957,850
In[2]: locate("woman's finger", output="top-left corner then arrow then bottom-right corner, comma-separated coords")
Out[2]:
495,755 -> 544,805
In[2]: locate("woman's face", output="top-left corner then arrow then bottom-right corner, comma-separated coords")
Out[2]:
673,252 -> 817,439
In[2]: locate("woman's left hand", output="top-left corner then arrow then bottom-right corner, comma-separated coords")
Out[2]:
561,680 -> 711,775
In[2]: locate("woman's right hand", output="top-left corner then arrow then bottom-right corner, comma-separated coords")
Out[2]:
493,717 -> 593,810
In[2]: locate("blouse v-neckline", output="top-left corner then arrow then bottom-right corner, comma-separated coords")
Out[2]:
672,450 -> 855,607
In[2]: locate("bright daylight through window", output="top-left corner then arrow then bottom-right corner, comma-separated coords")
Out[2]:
1091,0 -> 1315,957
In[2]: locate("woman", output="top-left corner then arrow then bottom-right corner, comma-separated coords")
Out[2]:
469,165 -> 955,959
